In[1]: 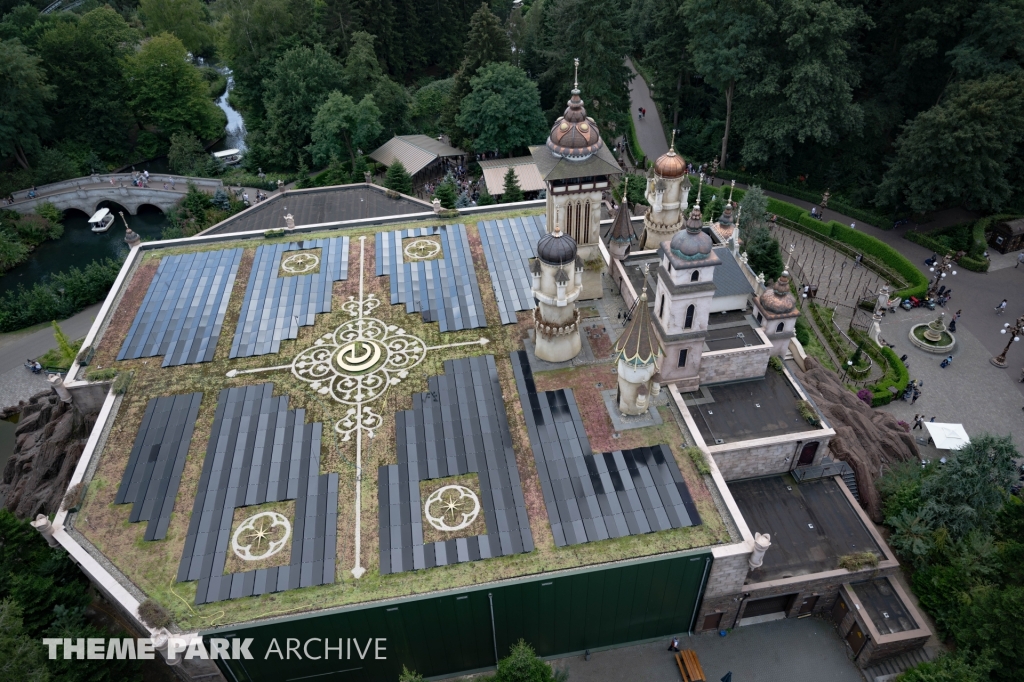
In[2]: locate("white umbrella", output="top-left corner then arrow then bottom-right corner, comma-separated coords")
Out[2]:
923,422 -> 971,450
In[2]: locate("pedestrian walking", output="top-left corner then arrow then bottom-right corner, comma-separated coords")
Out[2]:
913,415 -> 924,430
850,222 -> 856,230
940,355 -> 953,368
855,253 -> 862,268
668,637 -> 680,652
1017,252 -> 1024,268
954,309 -> 961,320
949,318 -> 956,333
996,299 -> 1008,314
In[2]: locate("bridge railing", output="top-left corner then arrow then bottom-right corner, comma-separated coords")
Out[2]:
9,174 -> 222,202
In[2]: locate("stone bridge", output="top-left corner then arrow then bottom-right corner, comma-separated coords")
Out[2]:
4,173 -> 223,216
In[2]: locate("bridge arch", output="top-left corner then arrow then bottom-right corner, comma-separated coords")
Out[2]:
96,199 -> 131,217
136,203 -> 165,215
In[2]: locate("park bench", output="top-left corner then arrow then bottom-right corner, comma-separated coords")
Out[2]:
675,649 -> 706,681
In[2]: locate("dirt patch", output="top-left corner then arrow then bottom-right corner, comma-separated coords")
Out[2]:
583,321 -> 614,358
91,259 -> 159,367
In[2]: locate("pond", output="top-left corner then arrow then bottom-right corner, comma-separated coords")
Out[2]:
0,71 -> 249,296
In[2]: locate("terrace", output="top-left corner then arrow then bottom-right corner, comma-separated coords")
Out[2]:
67,206 -> 729,630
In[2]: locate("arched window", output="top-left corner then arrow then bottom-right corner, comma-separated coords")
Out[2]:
690,270 -> 700,282
776,322 -> 785,333
583,200 -> 591,243
658,295 -> 665,320
565,203 -> 573,234
684,304 -> 695,329
678,349 -> 688,367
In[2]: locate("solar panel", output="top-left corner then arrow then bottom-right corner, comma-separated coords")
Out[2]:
477,216 -> 547,324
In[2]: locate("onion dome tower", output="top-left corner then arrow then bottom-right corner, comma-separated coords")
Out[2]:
614,276 -> 662,415
752,270 -> 801,357
531,219 -> 584,362
639,132 -> 691,250
530,58 -> 621,283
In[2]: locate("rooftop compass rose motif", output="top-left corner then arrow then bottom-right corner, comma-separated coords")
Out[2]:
424,485 -> 480,532
226,236 -> 489,578
232,511 -> 291,561
403,238 -> 441,261
281,251 -> 320,274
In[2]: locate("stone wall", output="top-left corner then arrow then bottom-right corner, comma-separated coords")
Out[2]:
698,341 -> 771,384
705,544 -> 752,598
710,433 -> 832,480
836,583 -> 931,668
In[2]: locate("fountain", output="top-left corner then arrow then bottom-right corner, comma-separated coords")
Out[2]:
909,313 -> 956,353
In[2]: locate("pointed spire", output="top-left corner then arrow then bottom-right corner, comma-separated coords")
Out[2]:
615,265 -> 659,367
669,129 -> 677,151
728,179 -> 735,203
573,57 -> 580,92
609,177 -> 636,243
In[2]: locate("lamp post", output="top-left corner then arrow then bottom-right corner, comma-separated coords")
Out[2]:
991,315 -> 1024,368
927,254 -> 956,299
841,359 -> 853,382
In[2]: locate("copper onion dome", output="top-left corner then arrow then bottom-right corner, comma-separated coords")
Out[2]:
546,60 -> 603,160
758,271 -> 797,314
653,147 -> 686,179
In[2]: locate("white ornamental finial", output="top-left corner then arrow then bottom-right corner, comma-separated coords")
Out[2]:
573,57 -> 579,90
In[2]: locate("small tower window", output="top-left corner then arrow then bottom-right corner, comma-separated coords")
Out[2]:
690,270 -> 700,282
678,349 -> 688,367
684,304 -> 695,329
658,295 -> 665,320
776,322 -> 785,333
756,312 -> 763,324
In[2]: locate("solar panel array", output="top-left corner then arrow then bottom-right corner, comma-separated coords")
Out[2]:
378,355 -> 532,574
477,216 -> 547,324
511,351 -> 701,546
177,383 -> 337,604
115,393 -> 203,541
230,237 -> 349,358
375,225 -> 486,331
118,249 -> 242,366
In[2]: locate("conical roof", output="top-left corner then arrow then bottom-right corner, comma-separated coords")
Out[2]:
609,201 -> 635,244
615,286 -> 660,367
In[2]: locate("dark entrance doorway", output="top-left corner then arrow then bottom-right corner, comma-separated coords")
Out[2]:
797,441 -> 819,466
831,595 -> 850,623
702,612 -> 723,631
743,593 -> 795,619
845,621 -> 867,657
798,595 -> 819,614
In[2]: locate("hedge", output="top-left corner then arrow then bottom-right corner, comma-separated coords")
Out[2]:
715,168 -> 896,229
904,229 -> 989,272
0,257 -> 123,332
869,347 -> 911,406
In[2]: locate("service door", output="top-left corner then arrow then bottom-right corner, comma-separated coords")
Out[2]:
797,441 -> 819,466
798,595 -> 819,614
742,594 -> 795,619
845,621 -> 867,657
702,612 -> 723,631
831,595 -> 849,623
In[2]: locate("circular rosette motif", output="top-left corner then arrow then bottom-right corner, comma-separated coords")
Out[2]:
291,317 -> 427,405
424,485 -> 481,532
404,239 -> 441,261
281,252 -> 320,274
232,511 -> 291,561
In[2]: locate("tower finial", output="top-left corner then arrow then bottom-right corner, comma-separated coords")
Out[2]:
573,57 -> 579,91
669,129 -> 676,151
728,179 -> 735,203
622,175 -> 628,201
696,175 -> 703,203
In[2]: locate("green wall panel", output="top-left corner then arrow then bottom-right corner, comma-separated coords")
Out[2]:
206,550 -> 712,682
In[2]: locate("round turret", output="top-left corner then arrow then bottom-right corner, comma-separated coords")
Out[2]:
537,229 -> 578,266
653,148 -> 686,179
758,271 -> 797,314
670,219 -> 712,261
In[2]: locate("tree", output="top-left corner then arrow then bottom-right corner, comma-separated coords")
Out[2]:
342,31 -> 384,101
410,78 -> 453,137
51,321 -> 78,366
743,225 -> 784,281
896,652 -> 991,682
638,0 -> 692,131
457,62 -> 548,155
950,585 -> 1024,681
738,185 -> 769,230
613,173 -> 648,207
370,76 -> 410,142
0,600 -> 49,682
127,33 -> 225,141
384,160 -> 413,196
433,176 -> 457,209
167,131 -> 206,176
308,92 -> 383,171
477,183 -> 495,206
493,639 -> 563,682
683,0 -> 763,168
876,72 -> 1024,213
502,166 -> 523,202
138,0 -> 214,56
0,39 -> 52,171
36,7 -> 137,160
261,44 -> 344,168
919,433 -> 1019,541
441,3 -> 511,147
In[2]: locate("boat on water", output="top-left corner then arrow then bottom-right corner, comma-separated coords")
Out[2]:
213,148 -> 244,166
88,208 -> 115,233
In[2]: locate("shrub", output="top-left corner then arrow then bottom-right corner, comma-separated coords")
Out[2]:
0,257 -> 124,332
857,388 -> 872,405
796,400 -> 821,426
34,201 -> 63,225
768,356 -> 783,372
685,446 -> 711,475
112,370 -> 134,395
84,367 -> 118,382
837,551 -> 879,570
137,598 -> 172,629
61,482 -> 85,512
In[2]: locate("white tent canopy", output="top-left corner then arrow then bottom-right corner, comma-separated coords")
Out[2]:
923,422 -> 971,450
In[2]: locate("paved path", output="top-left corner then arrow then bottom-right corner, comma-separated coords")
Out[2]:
0,303 -> 101,407
878,306 -> 1024,449
546,616 -> 864,682
625,58 -> 669,163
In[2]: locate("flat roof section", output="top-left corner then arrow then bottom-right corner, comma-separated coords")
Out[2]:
852,577 -> 918,635
206,186 -> 431,235
704,319 -> 760,352
687,369 -> 816,445
730,475 -> 883,583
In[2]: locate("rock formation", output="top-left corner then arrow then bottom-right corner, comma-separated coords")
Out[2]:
1,390 -> 96,519
795,357 -> 919,523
